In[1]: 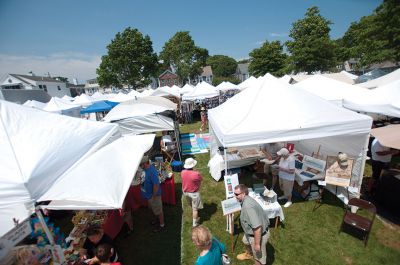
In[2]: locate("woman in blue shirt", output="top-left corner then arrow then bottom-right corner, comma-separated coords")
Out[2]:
192,225 -> 226,265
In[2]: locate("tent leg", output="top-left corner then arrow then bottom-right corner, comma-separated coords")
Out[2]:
224,148 -> 228,176
35,208 -> 66,264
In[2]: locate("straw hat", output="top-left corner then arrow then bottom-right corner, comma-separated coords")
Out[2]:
184,158 -> 197,169
337,153 -> 348,166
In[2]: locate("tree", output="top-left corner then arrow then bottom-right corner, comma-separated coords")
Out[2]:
160,31 -> 208,83
341,0 -> 400,68
212,76 -> 241,86
285,6 -> 336,73
97,27 -> 159,89
206,55 -> 237,77
248,40 -> 287,77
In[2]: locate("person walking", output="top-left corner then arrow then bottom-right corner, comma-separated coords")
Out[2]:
140,156 -> 165,232
235,184 -> 269,265
200,106 -> 208,132
181,157 -> 204,227
191,225 -> 226,265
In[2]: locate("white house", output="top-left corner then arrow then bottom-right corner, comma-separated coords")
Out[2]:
0,74 -> 71,97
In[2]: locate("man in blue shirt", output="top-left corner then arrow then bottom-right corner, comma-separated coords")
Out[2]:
140,156 -> 165,232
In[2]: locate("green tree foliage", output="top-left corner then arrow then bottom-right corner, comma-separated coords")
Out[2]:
212,76 -> 241,86
248,40 -> 287,77
286,6 -> 336,74
96,27 -> 159,89
341,0 -> 400,68
160,31 -> 208,83
206,55 -> 237,77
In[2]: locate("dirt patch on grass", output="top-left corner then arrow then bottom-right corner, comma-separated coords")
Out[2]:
376,224 -> 400,251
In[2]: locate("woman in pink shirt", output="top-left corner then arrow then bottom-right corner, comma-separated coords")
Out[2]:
181,158 -> 204,227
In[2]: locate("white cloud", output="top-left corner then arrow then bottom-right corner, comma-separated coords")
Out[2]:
254,40 -> 264,45
269,32 -> 289,38
0,53 -> 101,84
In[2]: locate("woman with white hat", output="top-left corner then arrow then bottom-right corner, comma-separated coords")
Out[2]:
277,148 -> 295,208
181,157 -> 204,227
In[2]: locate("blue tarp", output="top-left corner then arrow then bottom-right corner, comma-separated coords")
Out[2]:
80,101 -> 115,114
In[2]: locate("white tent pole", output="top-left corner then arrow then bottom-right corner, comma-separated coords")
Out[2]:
357,133 -> 371,196
35,208 -> 55,245
224,147 -> 228,176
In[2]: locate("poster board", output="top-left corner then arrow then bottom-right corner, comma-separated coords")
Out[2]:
325,156 -> 353,187
224,174 -> 239,198
221,197 -> 242,216
303,155 -> 326,173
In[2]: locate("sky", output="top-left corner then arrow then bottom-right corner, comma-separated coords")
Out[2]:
0,0 -> 382,83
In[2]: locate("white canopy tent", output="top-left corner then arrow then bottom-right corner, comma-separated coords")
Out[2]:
358,68 -> 400,89
103,96 -> 177,135
182,82 -> 218,100
208,76 -> 372,203
0,100 -> 154,237
73,93 -> 94,106
108,92 -> 136,103
343,80 -> 400,118
91,92 -> 115,101
238,76 -> 257,90
42,97 -> 81,117
180,84 -> 194,95
216,81 -> 240,91
151,85 -> 181,98
139,89 -> 154,98
23,100 -> 47,109
292,75 -> 368,106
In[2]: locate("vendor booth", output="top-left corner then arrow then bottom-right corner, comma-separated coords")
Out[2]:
208,75 -> 373,203
42,97 -> 81,117
0,100 -> 155,264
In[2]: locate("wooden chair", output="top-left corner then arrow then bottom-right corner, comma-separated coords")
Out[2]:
339,198 -> 376,247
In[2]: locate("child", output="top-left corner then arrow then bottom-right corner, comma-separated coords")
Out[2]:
95,243 -> 121,265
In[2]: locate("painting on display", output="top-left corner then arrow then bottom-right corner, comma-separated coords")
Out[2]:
325,156 -> 353,187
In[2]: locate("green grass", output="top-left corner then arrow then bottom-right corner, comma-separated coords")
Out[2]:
113,121 -> 400,265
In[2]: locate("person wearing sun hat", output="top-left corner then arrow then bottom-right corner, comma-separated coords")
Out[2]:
277,147 -> 295,208
181,157 -> 204,227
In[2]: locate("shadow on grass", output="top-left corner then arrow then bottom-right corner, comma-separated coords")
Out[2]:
200,202 -> 218,222
114,199 -> 183,265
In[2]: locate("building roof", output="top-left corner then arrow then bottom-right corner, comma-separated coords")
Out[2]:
237,63 -> 249,74
201,66 -> 213,76
0,89 -> 51,104
10,74 -> 65,84
159,70 -> 178,78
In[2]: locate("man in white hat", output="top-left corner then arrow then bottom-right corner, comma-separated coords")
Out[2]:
277,148 -> 295,208
181,157 -> 203,227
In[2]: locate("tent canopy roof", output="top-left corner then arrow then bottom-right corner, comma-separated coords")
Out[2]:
209,76 -> 372,147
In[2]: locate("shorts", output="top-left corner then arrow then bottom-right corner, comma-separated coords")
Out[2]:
183,191 -> 204,210
148,196 -> 163,216
264,164 -> 279,176
279,178 -> 294,197
242,230 -> 269,265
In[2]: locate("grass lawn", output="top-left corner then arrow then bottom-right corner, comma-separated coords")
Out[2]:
113,121 -> 400,265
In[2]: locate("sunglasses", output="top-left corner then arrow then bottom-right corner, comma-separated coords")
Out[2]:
234,192 -> 242,196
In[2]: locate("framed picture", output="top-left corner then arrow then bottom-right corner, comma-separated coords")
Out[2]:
224,174 -> 239,198
325,156 -> 353,187
221,197 -> 242,216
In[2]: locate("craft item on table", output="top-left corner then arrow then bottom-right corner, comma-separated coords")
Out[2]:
30,217 -> 65,248
14,245 -> 52,265
238,148 -> 264,159
226,147 -> 238,154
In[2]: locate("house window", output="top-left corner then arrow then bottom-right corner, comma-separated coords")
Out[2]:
57,85 -> 61,90
43,85 -> 47,89
39,85 -> 43,89
161,80 -> 165,85
202,76 -> 206,81
44,87 -> 48,92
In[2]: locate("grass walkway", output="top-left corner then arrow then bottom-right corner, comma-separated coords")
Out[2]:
115,121 -> 400,265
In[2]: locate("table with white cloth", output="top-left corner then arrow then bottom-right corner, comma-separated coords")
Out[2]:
248,190 -> 285,228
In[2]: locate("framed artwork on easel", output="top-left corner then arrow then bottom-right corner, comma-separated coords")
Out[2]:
325,156 -> 353,187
